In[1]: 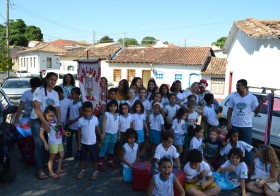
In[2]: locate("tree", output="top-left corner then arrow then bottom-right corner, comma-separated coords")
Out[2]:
118,38 -> 138,47
0,40 -> 12,71
25,26 -> 43,41
99,36 -> 114,43
141,36 -> 156,45
212,37 -> 227,49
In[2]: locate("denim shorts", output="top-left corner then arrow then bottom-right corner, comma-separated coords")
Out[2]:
174,133 -> 185,146
136,129 -> 144,143
149,129 -> 161,144
80,143 -> 99,162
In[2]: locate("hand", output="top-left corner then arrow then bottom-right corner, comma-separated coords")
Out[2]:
261,95 -> 269,103
78,143 -> 82,151
128,163 -> 133,168
44,143 -> 49,151
242,191 -> 247,196
201,181 -> 208,189
228,165 -> 236,171
67,120 -> 74,125
146,132 -> 150,137
117,135 -> 121,142
101,134 -> 105,141
42,121 -> 50,133
227,122 -> 232,131
256,179 -> 265,188
200,170 -> 206,178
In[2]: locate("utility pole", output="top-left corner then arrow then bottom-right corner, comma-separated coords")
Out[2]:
123,32 -> 125,48
6,0 -> 10,77
184,38 -> 187,47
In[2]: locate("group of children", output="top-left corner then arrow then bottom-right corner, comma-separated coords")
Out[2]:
31,75 -> 280,196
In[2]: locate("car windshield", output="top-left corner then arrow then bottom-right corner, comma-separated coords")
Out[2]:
2,80 -> 30,88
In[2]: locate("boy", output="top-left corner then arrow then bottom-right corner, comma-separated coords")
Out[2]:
76,101 -> 101,180
184,149 -> 221,195
107,87 -> 119,105
66,87 -> 83,158
147,157 -> 185,196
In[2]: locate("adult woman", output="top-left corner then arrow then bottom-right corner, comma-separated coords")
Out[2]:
184,82 -> 200,105
30,72 -> 61,179
116,79 -> 129,101
170,80 -> 186,104
59,73 -> 76,98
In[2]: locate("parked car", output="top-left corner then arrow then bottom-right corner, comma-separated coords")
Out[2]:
0,87 -> 18,182
219,87 -> 280,148
1,78 -> 31,105
16,70 -> 31,78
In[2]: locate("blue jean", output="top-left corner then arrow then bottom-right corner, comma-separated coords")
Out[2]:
232,126 -> 253,165
99,133 -> 117,157
30,118 -> 45,172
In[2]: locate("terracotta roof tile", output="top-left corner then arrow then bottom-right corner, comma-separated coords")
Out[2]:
201,57 -> 226,75
109,47 -> 212,65
18,42 -> 67,55
235,18 -> 280,39
49,39 -> 83,48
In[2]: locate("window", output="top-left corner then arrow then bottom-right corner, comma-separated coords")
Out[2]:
174,73 -> 183,81
211,78 -> 225,94
47,57 -> 52,68
68,66 -> 74,71
113,69 -> 121,82
21,58 -> 24,68
155,72 -> 164,80
33,57 -> 36,67
30,57 -> 32,67
127,69 -> 135,83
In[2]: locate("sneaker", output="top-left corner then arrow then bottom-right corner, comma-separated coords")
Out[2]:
76,169 -> 86,179
90,171 -> 98,180
108,161 -> 117,169
98,162 -> 106,171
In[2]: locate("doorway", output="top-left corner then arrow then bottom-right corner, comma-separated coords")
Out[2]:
142,70 -> 151,88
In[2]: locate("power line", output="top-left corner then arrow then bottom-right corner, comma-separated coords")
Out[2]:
0,12 -> 6,22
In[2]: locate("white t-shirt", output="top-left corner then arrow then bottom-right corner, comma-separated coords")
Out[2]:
141,99 -> 151,114
126,99 -> 135,108
31,87 -> 60,119
123,143 -> 138,167
220,141 -> 253,157
78,115 -> 99,145
203,104 -> 219,126
187,111 -> 199,127
119,114 -> 133,133
228,92 -> 259,127
41,121 -> 62,145
184,161 -> 212,183
132,113 -> 146,130
21,89 -> 33,115
164,104 -> 180,122
68,100 -> 82,130
161,97 -> 169,107
171,118 -> 186,134
59,97 -> 72,125
189,137 -> 203,154
220,160 -> 248,187
104,112 -> 119,134
149,113 -> 164,131
254,157 -> 271,177
152,173 -> 175,196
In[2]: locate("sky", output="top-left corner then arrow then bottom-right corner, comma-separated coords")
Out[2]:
0,0 -> 280,46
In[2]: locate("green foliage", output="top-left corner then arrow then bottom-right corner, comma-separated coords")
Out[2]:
212,37 -> 227,49
0,42 -> 12,71
25,26 -> 43,41
118,38 -> 138,47
99,36 -> 114,43
141,36 -> 156,45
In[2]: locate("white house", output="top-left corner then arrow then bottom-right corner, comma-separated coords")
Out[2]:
224,18 -> 280,93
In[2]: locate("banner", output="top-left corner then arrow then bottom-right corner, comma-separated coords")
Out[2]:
77,59 -> 103,116
264,93 -> 274,145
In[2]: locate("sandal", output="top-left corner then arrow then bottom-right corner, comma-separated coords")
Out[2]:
37,172 -> 48,180
56,169 -> 65,175
49,174 -> 60,180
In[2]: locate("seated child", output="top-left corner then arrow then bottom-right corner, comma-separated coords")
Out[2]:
214,147 -> 248,195
154,131 -> 180,173
246,144 -> 280,195
147,157 -> 185,196
184,149 -> 221,195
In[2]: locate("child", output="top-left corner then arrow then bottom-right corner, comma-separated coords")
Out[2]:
215,147 -> 248,195
159,84 -> 170,107
147,79 -> 158,101
164,93 -> 180,130
138,87 -> 151,118
119,128 -> 139,182
154,131 -> 180,173
98,99 -> 120,171
150,92 -> 165,117
189,125 -> 204,155
202,94 -> 219,131
147,157 -> 185,196
149,102 -> 165,153
220,128 -> 253,162
126,88 -> 136,108
246,145 -> 280,195
130,77 -> 143,99
131,100 -> 149,157
66,87 -> 83,158
107,87 -> 120,105
40,106 -> 64,180
118,102 -> 133,145
184,149 -> 221,195
170,107 -> 188,155
76,101 -> 101,180
203,127 -> 223,170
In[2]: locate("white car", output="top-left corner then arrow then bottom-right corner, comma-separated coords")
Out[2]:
219,87 -> 280,148
1,78 -> 31,105
16,70 -> 32,78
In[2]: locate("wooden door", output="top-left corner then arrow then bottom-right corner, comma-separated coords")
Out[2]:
142,70 -> 151,88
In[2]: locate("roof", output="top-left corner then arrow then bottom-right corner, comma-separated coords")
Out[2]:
108,47 -> 213,65
201,57 -> 227,75
224,18 -> 280,52
18,42 -> 67,55
49,39 -> 83,48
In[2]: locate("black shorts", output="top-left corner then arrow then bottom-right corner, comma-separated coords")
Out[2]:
80,143 -> 99,162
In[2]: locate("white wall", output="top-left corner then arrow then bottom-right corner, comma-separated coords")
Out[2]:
225,30 -> 280,94
203,75 -> 226,100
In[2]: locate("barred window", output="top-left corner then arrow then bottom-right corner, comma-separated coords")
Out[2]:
127,69 -> 135,83
155,72 -> 164,80
211,78 -> 225,94
113,69 -> 122,82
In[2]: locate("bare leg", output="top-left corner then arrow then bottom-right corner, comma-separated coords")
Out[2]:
48,154 -> 56,176
263,184 -> 280,196
246,181 -> 264,194
56,151 -> 64,173
80,160 -> 86,169
187,187 -> 207,196
203,184 -> 221,196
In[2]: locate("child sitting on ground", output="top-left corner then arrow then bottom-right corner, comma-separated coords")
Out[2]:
246,144 -> 280,195
184,149 -> 221,195
147,157 -> 185,196
154,131 -> 181,173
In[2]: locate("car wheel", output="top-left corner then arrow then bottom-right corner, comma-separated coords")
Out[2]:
2,146 -> 16,182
